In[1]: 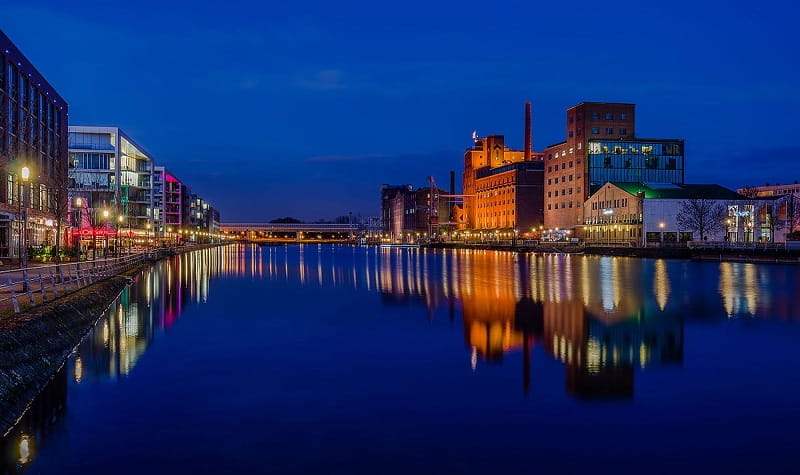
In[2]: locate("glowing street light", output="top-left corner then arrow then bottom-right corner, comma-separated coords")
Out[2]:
19,166 -> 30,276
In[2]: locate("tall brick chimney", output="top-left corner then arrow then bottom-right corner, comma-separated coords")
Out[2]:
524,101 -> 532,161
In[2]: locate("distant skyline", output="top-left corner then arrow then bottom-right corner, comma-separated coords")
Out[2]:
3,0 -> 797,221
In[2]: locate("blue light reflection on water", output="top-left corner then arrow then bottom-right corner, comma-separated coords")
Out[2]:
3,244 -> 800,474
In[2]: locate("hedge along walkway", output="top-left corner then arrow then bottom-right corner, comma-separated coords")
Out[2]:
0,268 -> 144,436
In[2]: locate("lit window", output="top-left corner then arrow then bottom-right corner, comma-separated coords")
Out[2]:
591,128 -> 599,134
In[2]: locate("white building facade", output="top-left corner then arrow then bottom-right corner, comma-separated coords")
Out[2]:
68,126 -> 155,248
582,182 -> 777,245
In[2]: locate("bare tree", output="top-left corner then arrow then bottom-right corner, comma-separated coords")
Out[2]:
676,199 -> 728,241
789,194 -> 800,237
50,154 -> 70,262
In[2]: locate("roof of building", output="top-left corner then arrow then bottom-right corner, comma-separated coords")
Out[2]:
608,182 -> 748,200
0,29 -> 68,107
544,140 -> 567,149
567,102 -> 635,108
587,137 -> 684,144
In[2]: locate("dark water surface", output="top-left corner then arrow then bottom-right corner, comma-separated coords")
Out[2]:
2,244 -> 799,474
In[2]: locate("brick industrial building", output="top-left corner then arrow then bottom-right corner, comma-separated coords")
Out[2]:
544,102 -> 684,233
460,102 -> 545,234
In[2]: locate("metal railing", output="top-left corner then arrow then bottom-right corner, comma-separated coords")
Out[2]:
687,241 -> 789,251
0,251 -> 159,314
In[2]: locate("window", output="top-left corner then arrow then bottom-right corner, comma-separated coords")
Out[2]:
604,156 -> 612,168
619,128 -> 627,135
667,157 -> 677,170
39,184 -> 47,211
569,161 -> 574,167
591,128 -> 599,134
620,113 -> 628,120
605,113 -> 613,120
568,131 -> 573,138
568,116 -> 574,124
569,175 -> 573,181
591,112 -> 600,120
561,163 -> 566,170
7,175 -> 13,205
605,128 -> 614,134
547,178 -> 552,185
577,128 -> 582,136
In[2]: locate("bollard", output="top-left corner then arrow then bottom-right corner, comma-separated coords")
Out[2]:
39,272 -> 48,302
25,276 -> 34,306
49,269 -> 58,297
8,278 -> 20,313
59,268 -> 68,294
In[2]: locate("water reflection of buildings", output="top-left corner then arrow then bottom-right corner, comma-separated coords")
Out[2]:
75,247 -> 230,383
195,246 -> 797,400
0,246 -> 231,472
364,249 -> 686,399
253,246 -> 690,399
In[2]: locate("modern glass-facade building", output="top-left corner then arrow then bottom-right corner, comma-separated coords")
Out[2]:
68,126 -> 154,246
587,139 -> 684,194
0,30 -> 69,258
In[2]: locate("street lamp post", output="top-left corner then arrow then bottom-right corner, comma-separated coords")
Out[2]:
74,197 -> 84,261
117,215 -> 124,257
102,209 -> 109,260
19,166 -> 30,289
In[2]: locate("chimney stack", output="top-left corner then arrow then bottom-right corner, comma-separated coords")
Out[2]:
524,101 -> 532,161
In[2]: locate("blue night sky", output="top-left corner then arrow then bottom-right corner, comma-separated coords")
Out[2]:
2,0 -> 797,221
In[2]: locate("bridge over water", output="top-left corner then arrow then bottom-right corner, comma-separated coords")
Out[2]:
219,222 -> 356,241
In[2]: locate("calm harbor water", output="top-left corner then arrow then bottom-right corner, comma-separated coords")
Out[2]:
2,244 -> 800,474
